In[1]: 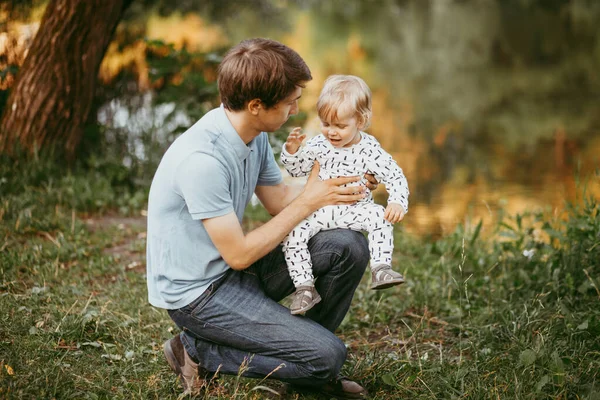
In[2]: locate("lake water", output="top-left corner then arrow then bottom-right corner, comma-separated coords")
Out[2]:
107,1 -> 600,237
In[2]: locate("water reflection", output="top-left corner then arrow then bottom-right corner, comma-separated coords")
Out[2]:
98,0 -> 600,237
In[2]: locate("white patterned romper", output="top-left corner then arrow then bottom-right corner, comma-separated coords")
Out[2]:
280,132 -> 410,286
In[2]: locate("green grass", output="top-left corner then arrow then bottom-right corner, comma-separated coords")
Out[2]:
1,158 -> 599,399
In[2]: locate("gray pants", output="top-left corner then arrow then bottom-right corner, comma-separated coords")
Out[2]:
167,229 -> 369,386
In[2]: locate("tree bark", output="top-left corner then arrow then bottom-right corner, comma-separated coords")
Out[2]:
0,0 -> 132,159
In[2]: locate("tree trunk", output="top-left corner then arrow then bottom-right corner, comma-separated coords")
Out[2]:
0,0 -> 132,159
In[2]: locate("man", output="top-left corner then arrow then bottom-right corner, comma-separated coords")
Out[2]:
146,38 -> 372,399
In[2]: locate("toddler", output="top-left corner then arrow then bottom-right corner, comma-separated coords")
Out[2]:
281,75 -> 410,315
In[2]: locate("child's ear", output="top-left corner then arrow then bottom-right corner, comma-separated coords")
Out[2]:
358,111 -> 372,129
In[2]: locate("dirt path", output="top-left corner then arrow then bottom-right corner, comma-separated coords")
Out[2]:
86,215 -> 147,271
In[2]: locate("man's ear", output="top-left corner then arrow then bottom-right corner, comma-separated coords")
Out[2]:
247,99 -> 262,115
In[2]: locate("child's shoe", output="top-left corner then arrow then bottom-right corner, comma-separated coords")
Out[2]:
371,264 -> 405,290
290,285 -> 322,315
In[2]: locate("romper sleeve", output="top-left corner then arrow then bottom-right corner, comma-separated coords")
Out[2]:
280,139 -> 317,178
365,138 -> 410,214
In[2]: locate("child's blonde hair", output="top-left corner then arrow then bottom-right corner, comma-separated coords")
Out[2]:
316,75 -> 372,129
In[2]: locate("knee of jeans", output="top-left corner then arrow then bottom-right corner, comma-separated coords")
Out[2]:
307,336 -> 347,381
337,231 -> 370,270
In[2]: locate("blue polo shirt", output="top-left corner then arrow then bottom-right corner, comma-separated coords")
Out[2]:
146,105 -> 283,309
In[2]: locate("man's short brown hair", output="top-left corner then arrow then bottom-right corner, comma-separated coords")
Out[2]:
218,38 -> 312,111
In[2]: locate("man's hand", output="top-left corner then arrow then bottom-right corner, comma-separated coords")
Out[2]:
204,163 -> 364,271
284,127 -> 306,154
298,161 -> 366,212
384,203 -> 405,224
364,173 -> 379,191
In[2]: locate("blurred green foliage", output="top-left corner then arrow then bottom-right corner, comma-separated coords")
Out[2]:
2,0 -> 599,170
145,39 -> 220,123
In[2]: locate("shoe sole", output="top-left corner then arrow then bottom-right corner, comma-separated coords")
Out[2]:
164,339 -> 190,392
371,278 -> 405,290
290,293 -> 322,315
163,340 -> 181,373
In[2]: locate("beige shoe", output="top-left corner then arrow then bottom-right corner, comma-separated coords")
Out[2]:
290,285 -> 322,315
371,264 -> 405,290
163,335 -> 209,394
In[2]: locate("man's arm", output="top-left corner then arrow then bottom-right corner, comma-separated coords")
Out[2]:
203,162 -> 365,270
254,182 -> 303,216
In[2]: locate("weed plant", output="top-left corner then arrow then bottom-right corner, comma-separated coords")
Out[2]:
1,160 -> 599,399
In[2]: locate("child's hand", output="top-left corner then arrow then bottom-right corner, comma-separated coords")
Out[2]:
284,127 -> 306,154
384,203 -> 405,224
364,173 -> 379,191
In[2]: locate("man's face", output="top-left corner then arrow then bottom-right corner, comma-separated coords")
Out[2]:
258,86 -> 302,132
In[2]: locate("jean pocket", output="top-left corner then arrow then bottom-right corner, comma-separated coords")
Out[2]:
243,264 -> 258,276
179,273 -> 229,315
179,285 -> 215,314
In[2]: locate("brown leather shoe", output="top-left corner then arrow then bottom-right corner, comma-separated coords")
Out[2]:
320,376 -> 369,399
287,376 -> 368,399
163,335 -> 211,394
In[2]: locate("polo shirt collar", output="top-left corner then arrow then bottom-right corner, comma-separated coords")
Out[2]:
216,104 -> 252,160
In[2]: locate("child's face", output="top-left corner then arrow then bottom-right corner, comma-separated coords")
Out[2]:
320,107 -> 362,148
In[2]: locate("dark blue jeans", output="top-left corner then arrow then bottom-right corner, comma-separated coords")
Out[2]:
167,229 -> 369,387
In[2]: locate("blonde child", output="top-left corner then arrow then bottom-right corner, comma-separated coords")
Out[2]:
281,75 -> 410,315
